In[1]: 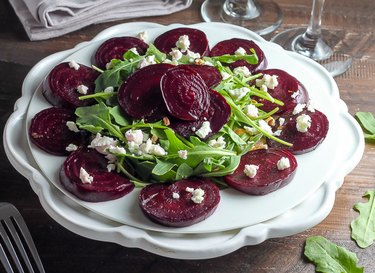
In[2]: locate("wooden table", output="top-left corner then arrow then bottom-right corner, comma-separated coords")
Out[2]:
1,0 -> 374,272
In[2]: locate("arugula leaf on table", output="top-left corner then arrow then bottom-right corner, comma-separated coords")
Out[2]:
304,236 -> 364,273
355,111 -> 375,140
351,190 -> 375,248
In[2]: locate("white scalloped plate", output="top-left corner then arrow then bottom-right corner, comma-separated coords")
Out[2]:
4,22 -> 364,257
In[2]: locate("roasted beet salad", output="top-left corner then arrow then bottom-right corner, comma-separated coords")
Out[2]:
30,27 -> 329,227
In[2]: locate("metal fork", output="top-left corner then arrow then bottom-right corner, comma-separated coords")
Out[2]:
0,203 -> 45,273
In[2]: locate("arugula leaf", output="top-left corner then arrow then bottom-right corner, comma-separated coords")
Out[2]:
351,190 -> 375,248
152,159 -> 176,176
205,49 -> 258,65
304,236 -> 364,273
145,43 -> 166,63
355,112 -> 375,140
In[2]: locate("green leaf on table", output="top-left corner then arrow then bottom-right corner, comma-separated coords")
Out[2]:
355,111 -> 375,140
351,190 -> 375,248
304,236 -> 364,273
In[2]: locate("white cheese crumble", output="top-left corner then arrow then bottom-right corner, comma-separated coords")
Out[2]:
208,136 -> 226,149
244,126 -> 258,135
233,66 -> 251,77
66,121 -> 80,133
104,86 -> 114,93
277,157 -> 290,170
228,87 -> 250,101
139,139 -> 167,156
176,35 -> 190,52
172,192 -> 180,199
178,150 -> 188,160
234,47 -> 246,56
108,146 -> 127,155
169,48 -> 183,61
220,71 -> 231,80
138,55 -> 156,68
186,187 -> 205,204
129,47 -> 139,55
65,143 -> 78,152
106,163 -> 116,172
307,100 -> 316,112
79,167 -> 93,184
244,104 -> 259,118
89,133 -> 118,154
125,129 -> 144,145
244,164 -> 259,178
195,121 -> 212,139
76,84 -> 89,95
258,120 -> 273,135
186,49 -> 201,61
69,60 -> 80,70
256,74 -> 279,90
137,30 -> 148,41
273,129 -> 282,136
296,114 -> 312,133
292,103 -> 306,115
278,117 -> 285,126
291,91 -> 300,99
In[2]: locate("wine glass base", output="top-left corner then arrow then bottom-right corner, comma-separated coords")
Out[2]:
201,0 -> 283,36
271,27 -> 352,77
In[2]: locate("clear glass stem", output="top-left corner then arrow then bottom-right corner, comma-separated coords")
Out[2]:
223,0 -> 260,19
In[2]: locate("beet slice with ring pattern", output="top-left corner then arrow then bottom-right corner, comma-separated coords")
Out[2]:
267,109 -> 329,154
224,148 -> 298,195
180,64 -> 222,88
139,178 -> 220,227
29,107 -> 88,156
60,148 -> 134,202
94,36 -> 148,69
210,38 -> 267,72
160,66 -> 210,121
42,62 -> 100,109
154,27 -> 210,56
117,63 -> 174,120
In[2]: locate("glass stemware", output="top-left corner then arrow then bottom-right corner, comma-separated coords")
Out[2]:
271,0 -> 352,76
201,0 -> 283,36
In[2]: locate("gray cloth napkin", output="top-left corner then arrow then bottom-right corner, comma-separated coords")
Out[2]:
9,0 -> 192,40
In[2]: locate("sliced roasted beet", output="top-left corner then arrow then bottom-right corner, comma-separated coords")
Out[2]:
60,148 -> 134,202
253,69 -> 309,114
210,38 -> 267,72
29,107 -> 88,156
181,64 -> 222,88
161,66 -> 210,121
154,27 -> 209,56
224,148 -> 297,195
267,109 -> 329,154
42,62 -> 100,109
139,178 -> 220,227
169,89 -> 230,139
117,63 -> 174,120
94,37 -> 149,69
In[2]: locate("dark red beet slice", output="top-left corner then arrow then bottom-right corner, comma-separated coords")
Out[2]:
139,178 -> 220,227
29,107 -> 88,156
253,69 -> 309,114
180,64 -> 222,88
94,37 -> 148,69
210,38 -> 267,72
170,89 -> 231,139
42,62 -> 100,109
224,148 -> 297,195
160,66 -> 210,121
267,109 -> 329,154
60,148 -> 134,202
154,27 -> 209,56
117,63 -> 173,120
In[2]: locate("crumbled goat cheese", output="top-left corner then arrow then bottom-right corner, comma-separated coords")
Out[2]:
176,35 -> 190,52
151,144 -> 167,156
104,86 -> 114,93
195,121 -> 212,139
186,49 -> 201,60
125,129 -> 144,145
273,130 -> 282,136
178,150 -> 188,160
208,136 -> 226,149
79,167 -> 93,184
89,133 -> 118,154
220,71 -> 231,80
244,164 -> 259,178
186,187 -> 205,204
108,146 -> 127,155
277,157 -> 290,170
76,84 -> 88,95
65,143 -> 78,152
293,103 -> 306,115
129,47 -> 139,55
296,114 -> 312,133
258,120 -> 273,135
256,74 -> 279,90
228,87 -> 250,101
139,139 -> 167,156
137,30 -> 148,41
235,47 -> 247,56
244,104 -> 259,118
127,141 -> 142,156
185,187 -> 194,193
138,55 -> 156,68
307,100 -> 316,112
169,48 -> 183,61
107,163 -> 116,172
291,91 -> 300,99
278,117 -> 285,126
105,153 -> 117,163
244,126 -> 258,135
172,192 -> 180,199
66,121 -> 80,133
69,60 -> 80,70
233,66 -> 251,77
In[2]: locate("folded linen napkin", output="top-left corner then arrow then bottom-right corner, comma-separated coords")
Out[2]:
9,0 -> 192,40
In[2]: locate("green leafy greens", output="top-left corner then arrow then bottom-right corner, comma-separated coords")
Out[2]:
355,111 -> 375,140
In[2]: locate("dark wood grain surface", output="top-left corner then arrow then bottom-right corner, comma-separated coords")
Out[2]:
1,0 -> 375,272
